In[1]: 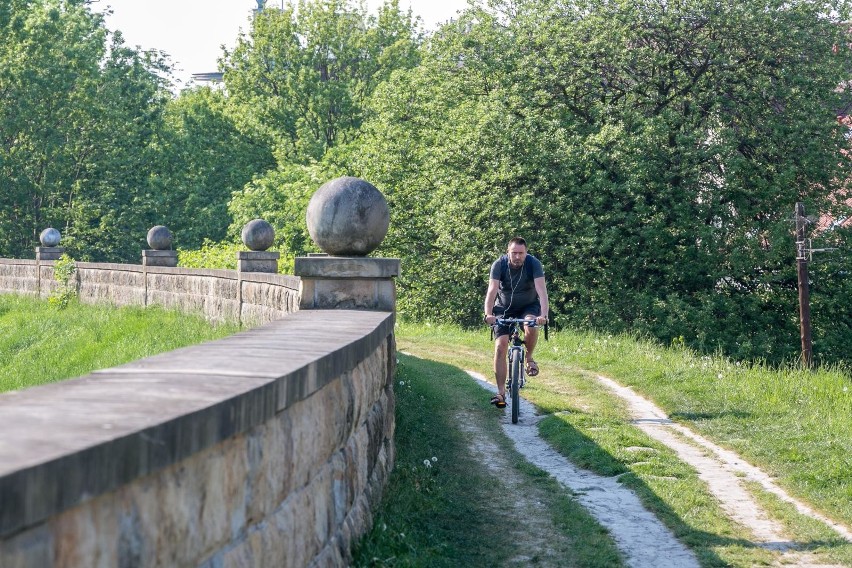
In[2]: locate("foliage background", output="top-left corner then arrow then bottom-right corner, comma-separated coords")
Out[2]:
1,0 -> 850,365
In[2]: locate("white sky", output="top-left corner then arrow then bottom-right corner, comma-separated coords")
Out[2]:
97,0 -> 471,89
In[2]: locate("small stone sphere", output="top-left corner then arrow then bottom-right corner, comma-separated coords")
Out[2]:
39,228 -> 61,247
241,219 -> 275,251
147,226 -> 173,250
306,177 -> 389,256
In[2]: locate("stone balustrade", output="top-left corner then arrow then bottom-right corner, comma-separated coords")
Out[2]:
0,256 -> 398,567
0,177 -> 400,566
0,259 -> 300,326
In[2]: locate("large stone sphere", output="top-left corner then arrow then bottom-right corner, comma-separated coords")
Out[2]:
147,226 -> 173,250
306,177 -> 389,256
241,219 -> 275,251
39,228 -> 61,247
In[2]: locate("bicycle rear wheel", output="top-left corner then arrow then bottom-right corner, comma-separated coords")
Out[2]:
510,351 -> 521,424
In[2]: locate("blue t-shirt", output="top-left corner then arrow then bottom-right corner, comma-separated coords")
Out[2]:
490,254 -> 544,309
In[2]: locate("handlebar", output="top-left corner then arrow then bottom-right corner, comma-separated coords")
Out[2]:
488,316 -> 549,341
493,317 -> 542,327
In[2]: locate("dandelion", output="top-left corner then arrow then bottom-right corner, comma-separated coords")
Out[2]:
717,373 -> 723,379
431,456 -> 438,462
423,459 -> 432,468
399,381 -> 405,386
843,386 -> 848,393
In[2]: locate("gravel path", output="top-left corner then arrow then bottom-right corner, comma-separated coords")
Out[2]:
467,370 -> 700,568
466,369 -> 852,568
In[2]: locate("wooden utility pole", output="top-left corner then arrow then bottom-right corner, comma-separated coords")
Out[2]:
795,202 -> 813,368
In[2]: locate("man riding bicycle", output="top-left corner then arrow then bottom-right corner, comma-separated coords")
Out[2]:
484,237 -> 549,408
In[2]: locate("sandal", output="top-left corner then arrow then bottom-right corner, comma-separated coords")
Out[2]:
526,359 -> 540,377
490,394 -> 507,408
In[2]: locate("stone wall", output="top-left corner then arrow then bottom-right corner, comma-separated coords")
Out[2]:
0,259 -> 301,326
0,259 -> 397,567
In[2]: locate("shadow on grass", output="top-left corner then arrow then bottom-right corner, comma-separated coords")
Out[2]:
668,410 -> 754,421
537,411 -> 850,567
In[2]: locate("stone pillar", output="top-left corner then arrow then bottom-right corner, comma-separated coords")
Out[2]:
296,177 -> 399,311
36,228 -> 64,260
142,250 -> 178,268
295,255 -> 399,311
238,219 -> 279,273
36,247 -> 65,261
143,226 -> 177,268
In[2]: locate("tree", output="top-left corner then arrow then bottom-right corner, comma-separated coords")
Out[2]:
149,87 -> 275,250
224,0 -> 423,263
0,0 -> 172,261
356,0 -> 852,363
221,0 -> 421,163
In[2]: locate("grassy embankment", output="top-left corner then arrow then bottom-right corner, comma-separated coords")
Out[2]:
0,294 -> 238,393
354,322 -> 852,567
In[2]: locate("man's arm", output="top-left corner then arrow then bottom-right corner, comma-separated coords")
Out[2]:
534,276 -> 549,325
484,279 -> 500,324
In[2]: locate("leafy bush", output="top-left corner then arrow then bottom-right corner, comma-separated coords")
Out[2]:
48,254 -> 77,309
178,240 -> 241,271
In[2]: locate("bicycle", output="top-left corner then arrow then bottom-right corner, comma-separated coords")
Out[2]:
492,317 -> 546,424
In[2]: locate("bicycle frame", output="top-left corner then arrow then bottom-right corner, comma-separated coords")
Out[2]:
495,317 -> 539,424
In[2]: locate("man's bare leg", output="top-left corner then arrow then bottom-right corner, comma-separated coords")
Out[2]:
494,335 -> 509,399
524,317 -> 540,374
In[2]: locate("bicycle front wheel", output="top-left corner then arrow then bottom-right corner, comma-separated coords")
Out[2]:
510,351 -> 521,424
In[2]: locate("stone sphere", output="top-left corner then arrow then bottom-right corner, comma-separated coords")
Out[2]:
39,228 -> 61,247
147,226 -> 173,250
241,219 -> 275,251
306,177 -> 389,256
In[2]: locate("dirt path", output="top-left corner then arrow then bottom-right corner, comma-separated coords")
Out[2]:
455,414 -> 577,565
467,370 -> 700,568
465,369 -> 852,568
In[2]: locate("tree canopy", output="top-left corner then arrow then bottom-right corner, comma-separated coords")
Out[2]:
0,0 -> 174,260
354,0 -> 852,362
223,0 -> 423,267
1,0 -> 850,364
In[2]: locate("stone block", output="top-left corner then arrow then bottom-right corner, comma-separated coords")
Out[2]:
237,251 -> 279,274
271,502 -> 299,568
36,247 -> 65,261
299,278 -> 396,311
142,250 -> 177,268
347,427 -> 370,498
294,257 -> 399,279
244,414 -> 294,524
308,467 -> 334,549
0,524 -> 52,568
288,382 -> 350,491
52,494 -> 118,568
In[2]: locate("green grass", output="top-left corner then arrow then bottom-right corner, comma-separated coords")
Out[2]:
351,353 -> 624,567
546,329 -> 852,532
366,322 -> 852,567
0,294 -> 239,393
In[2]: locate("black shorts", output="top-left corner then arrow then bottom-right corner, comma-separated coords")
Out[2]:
493,302 -> 541,338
